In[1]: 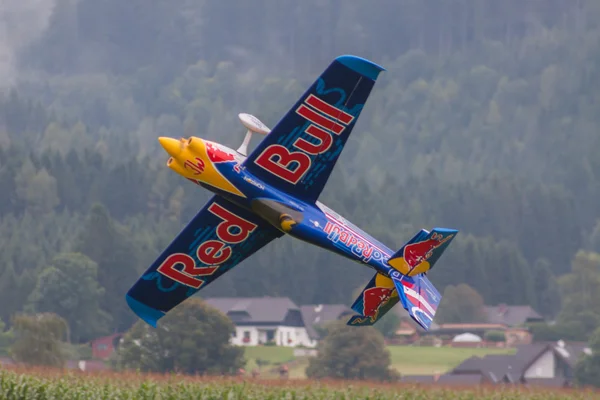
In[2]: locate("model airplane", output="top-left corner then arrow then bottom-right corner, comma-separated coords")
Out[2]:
125,55 -> 458,331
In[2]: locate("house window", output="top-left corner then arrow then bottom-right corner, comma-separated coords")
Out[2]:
232,330 -> 237,338
97,344 -> 108,351
243,331 -> 251,343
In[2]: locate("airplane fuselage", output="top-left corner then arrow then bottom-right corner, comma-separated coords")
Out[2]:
159,136 -> 397,278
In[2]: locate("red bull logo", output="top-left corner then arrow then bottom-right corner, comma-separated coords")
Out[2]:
362,287 -> 393,319
403,232 -> 451,268
206,142 -> 236,163
389,232 -> 454,276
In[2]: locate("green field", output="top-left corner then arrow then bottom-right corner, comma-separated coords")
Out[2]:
388,346 -> 515,375
242,345 -> 516,378
0,368 -> 596,400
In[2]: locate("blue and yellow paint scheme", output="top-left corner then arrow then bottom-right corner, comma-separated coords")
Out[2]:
126,55 -> 458,330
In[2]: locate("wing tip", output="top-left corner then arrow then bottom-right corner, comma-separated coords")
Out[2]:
346,315 -> 374,326
335,55 -> 385,80
126,294 -> 164,328
432,227 -> 459,234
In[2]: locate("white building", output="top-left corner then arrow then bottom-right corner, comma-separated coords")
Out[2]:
203,297 -> 356,348
203,296 -> 316,347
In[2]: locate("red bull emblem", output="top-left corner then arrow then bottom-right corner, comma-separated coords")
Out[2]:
184,158 -> 205,175
206,142 -> 236,163
403,232 -> 453,269
362,287 -> 393,319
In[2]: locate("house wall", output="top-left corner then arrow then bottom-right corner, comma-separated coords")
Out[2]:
231,325 -> 316,347
524,350 -> 555,379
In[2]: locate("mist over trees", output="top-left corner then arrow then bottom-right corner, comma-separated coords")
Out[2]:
1,0 -> 600,343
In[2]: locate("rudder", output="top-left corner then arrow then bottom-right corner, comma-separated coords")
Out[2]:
391,271 -> 441,331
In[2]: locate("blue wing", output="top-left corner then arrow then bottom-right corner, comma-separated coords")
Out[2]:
242,55 -> 385,203
125,195 -> 283,327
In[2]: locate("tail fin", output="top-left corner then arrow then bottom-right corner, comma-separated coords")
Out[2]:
387,228 -> 457,276
391,271 -> 441,331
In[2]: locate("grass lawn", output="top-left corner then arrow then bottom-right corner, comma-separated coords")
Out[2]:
242,345 -> 515,378
243,346 -> 296,377
244,346 -> 295,364
388,345 -> 516,375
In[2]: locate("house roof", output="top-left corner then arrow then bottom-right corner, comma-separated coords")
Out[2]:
507,343 -> 552,381
550,341 -> 590,367
453,354 -> 518,383
452,341 -> 590,383
300,304 -> 354,339
437,323 -> 508,331
203,296 -> 300,324
395,319 -> 418,336
484,304 -> 544,326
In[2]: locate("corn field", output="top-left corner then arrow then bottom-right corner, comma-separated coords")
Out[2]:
0,367 -> 598,400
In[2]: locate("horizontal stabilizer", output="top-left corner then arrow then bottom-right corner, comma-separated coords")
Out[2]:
390,271 -> 441,331
346,272 -> 399,326
388,228 -> 458,276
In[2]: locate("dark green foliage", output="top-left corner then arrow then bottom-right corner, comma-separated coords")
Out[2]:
116,298 -> 245,375
306,320 -> 399,381
555,251 -> 600,340
26,252 -> 111,343
0,319 -> 14,356
10,313 -> 68,367
373,311 -> 402,339
484,330 -> 506,343
527,322 -> 584,342
575,326 -> 600,388
75,204 -> 141,332
435,284 -> 488,324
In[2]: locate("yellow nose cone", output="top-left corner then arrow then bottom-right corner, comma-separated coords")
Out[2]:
158,137 -> 183,158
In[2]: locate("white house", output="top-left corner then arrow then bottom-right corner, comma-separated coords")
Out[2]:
203,296 -> 316,348
449,340 -> 591,387
203,297 -> 356,348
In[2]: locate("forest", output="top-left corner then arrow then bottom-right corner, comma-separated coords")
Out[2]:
1,0 -> 600,345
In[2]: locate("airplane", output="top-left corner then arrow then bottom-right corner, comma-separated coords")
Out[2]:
125,55 -> 458,331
